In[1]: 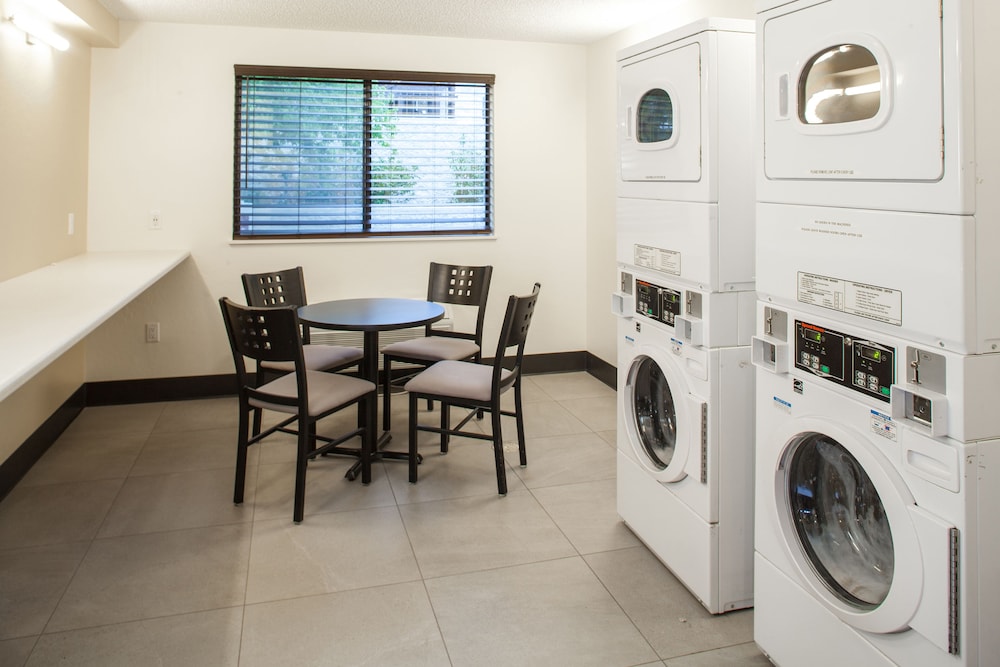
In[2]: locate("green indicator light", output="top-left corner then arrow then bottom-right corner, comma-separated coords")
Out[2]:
820,365 -> 830,374
881,387 -> 891,395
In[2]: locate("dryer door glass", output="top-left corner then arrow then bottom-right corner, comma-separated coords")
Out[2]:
637,89 -> 673,143
799,44 -> 881,125
786,432 -> 894,609
632,356 -> 677,469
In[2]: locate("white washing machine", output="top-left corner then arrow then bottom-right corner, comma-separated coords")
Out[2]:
751,301 -> 1000,666
616,18 -> 756,293
612,267 -> 755,614
755,0 -> 998,216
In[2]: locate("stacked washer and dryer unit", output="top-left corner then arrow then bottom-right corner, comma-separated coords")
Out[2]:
750,0 -> 1000,665
612,19 -> 757,614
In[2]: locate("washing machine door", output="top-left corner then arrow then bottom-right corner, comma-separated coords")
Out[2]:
619,41 -> 702,184
771,418 -> 925,634
623,346 -> 704,483
760,0 -> 943,182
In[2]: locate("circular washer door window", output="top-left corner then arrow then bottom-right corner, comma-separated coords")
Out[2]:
630,355 -> 678,470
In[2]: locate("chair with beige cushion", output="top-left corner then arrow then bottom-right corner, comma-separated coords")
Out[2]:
404,283 -> 540,495
219,297 -> 376,523
241,267 -> 364,382
380,262 -> 493,431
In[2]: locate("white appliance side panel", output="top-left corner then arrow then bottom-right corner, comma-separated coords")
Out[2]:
618,451 -> 722,613
754,555 -> 897,667
619,42 -> 703,185
977,444 -> 1000,664
755,203 -> 978,353
760,0 -> 943,182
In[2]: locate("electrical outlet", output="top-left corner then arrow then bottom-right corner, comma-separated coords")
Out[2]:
68,212 -> 75,235
149,210 -> 162,230
145,322 -> 160,343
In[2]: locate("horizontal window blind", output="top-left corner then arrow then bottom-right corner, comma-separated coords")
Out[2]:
234,66 -> 494,239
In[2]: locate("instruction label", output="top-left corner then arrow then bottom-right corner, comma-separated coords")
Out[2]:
634,244 -> 681,276
870,409 -> 897,441
797,272 -> 902,326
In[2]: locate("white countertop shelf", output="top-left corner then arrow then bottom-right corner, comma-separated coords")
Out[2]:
0,250 -> 190,402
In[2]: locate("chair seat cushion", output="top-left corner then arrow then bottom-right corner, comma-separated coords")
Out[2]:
404,360 -> 512,403
382,337 -> 480,363
250,371 -> 374,417
261,344 -> 363,373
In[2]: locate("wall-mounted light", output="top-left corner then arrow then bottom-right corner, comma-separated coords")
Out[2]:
7,14 -> 70,51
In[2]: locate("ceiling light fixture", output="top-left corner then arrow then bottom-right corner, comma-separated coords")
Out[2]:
7,14 -> 70,51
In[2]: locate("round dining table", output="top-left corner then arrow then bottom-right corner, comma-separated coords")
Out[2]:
298,298 -> 446,478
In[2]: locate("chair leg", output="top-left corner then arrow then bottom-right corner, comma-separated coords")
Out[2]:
440,403 -> 450,453
293,419 -> 309,523
408,392 -> 419,484
361,394 -> 374,485
382,358 -> 393,432
514,381 -> 527,467
491,406 -> 507,495
251,407 -> 263,437
234,404 -> 250,505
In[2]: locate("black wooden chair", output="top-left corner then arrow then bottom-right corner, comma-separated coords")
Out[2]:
380,262 -> 493,431
241,267 -> 364,382
403,283 -> 540,495
219,297 -> 376,523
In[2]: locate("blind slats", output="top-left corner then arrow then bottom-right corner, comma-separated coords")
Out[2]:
235,70 -> 492,239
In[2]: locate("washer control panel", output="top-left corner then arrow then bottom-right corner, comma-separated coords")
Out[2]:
636,279 -> 682,327
795,320 -> 895,402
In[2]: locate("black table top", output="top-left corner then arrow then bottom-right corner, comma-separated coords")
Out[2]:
298,298 -> 445,332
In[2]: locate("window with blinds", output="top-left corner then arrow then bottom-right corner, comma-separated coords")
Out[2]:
234,66 -> 494,239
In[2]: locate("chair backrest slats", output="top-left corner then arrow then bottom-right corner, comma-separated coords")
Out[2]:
426,263 -> 493,340
492,283 -> 541,391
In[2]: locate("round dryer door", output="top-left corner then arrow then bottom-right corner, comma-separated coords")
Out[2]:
772,419 -> 925,634
623,349 -> 699,483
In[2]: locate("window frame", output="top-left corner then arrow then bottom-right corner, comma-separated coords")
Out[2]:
233,65 -> 495,241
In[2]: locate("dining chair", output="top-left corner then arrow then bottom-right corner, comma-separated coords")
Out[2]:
241,267 -> 364,382
403,283 -> 541,495
219,297 -> 376,523
381,262 -> 493,431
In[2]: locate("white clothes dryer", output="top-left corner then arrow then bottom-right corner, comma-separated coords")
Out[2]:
618,17 -> 755,204
755,0 -> 997,216
755,201 -> 1000,355
752,301 -> 1000,666
613,267 -> 755,614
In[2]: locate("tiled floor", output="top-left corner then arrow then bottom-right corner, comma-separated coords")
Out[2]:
0,372 -> 768,666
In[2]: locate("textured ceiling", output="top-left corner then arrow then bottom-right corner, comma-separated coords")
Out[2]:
93,0 -> 678,44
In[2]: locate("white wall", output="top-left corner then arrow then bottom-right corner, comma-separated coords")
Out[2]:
584,0 -> 755,367
86,22 -> 588,381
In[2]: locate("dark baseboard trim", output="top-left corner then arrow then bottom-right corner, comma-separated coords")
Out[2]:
85,374 -> 238,406
0,386 -> 85,503
585,352 -> 616,389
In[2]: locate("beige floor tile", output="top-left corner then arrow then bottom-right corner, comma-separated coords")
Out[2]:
597,428 -> 617,448
97,467 -> 255,538
59,402 -> 164,439
399,491 -> 576,579
240,582 -> 450,667
18,433 -> 147,487
531,478 -> 641,554
0,479 -> 123,549
509,432 -> 616,488
245,506 -> 421,604
46,524 -> 251,632
153,397 -> 240,433
0,542 -> 89,640
387,435 -> 525,504
0,637 -> 35,667
530,371 -> 618,400
426,557 -> 659,667
251,457 -> 396,522
585,547 -> 754,660
129,427 -> 249,476
664,641 -> 770,666
26,608 -> 243,667
497,400 -> 592,441
560,394 -> 618,432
